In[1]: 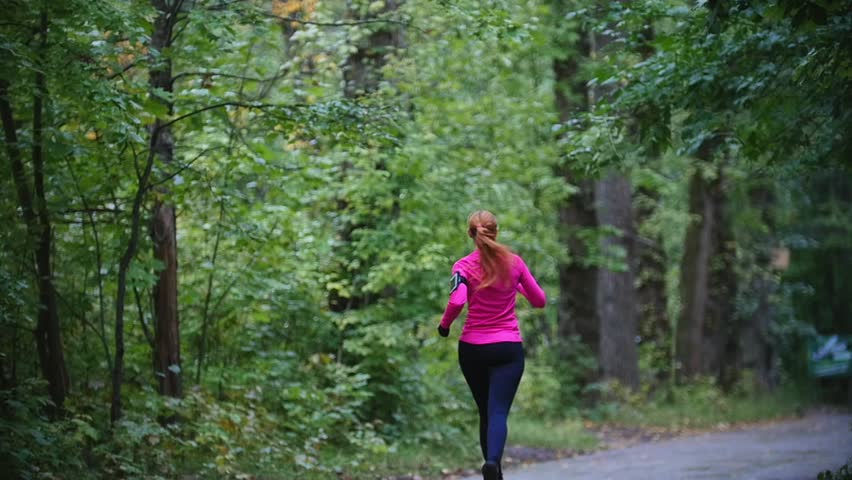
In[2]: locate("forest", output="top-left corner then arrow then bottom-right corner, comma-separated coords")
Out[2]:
1,0 -> 851,478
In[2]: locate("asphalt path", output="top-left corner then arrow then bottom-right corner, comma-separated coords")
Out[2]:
461,413 -> 852,480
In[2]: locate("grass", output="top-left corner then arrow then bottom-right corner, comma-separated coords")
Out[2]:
250,418 -> 599,479
604,383 -> 813,430
508,416 -> 599,451
245,382 -> 816,479
347,444 -> 482,479
244,442 -> 483,479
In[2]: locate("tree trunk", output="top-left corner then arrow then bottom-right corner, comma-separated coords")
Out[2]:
631,27 -> 670,384
152,202 -> 181,396
112,0 -> 181,417
196,202 -> 224,384
112,136 -> 158,423
709,166 -> 738,391
677,174 -> 715,377
588,21 -> 640,389
676,138 -> 738,381
33,9 -> 69,408
740,185 -> 777,391
554,181 -> 599,355
635,186 -> 670,383
741,274 -> 775,391
0,10 -> 69,409
551,31 -> 599,361
149,0 -> 182,397
595,173 -> 640,389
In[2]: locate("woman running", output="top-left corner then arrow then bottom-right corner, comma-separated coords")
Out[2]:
437,210 -> 547,480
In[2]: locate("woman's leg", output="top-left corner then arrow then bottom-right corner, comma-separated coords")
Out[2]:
458,341 -> 490,461
485,342 -> 524,464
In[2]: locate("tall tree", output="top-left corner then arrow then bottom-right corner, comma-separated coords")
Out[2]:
111,110 -> 159,424
664,1 -> 743,383
676,138 -> 738,383
631,26 -> 669,384
149,0 -> 182,397
589,15 -> 640,389
708,165 -> 738,390
550,8 -> 599,365
0,7 -> 69,409
595,172 -> 640,388
552,2 -> 640,388
635,184 -> 670,382
676,140 -> 719,378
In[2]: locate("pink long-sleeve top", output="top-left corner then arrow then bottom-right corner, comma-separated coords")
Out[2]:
440,250 -> 546,344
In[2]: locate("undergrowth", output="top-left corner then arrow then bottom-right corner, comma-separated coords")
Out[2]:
0,371 -> 821,480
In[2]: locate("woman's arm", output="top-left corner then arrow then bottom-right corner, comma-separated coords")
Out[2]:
516,281 -> 529,298
518,258 -> 546,308
440,274 -> 468,330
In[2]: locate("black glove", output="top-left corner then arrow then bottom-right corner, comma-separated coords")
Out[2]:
437,325 -> 449,337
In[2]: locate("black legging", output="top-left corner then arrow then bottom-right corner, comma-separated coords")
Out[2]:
458,341 -> 525,465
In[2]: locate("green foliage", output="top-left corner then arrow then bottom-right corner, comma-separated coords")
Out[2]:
600,375 -> 812,429
819,458 -> 852,480
0,380 -> 88,480
515,336 -> 598,418
94,412 -> 173,479
185,354 -> 389,476
606,0 -> 852,170
1,0 -> 850,477
0,266 -> 30,326
0,358 -> 397,479
508,417 -> 598,451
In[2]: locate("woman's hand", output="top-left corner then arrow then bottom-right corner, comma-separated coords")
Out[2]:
437,325 -> 450,337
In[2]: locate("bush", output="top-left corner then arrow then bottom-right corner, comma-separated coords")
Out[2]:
1,350 -> 400,480
521,335 -> 597,416
514,360 -> 564,419
597,374 -> 809,429
0,379 -> 89,480
819,460 -> 852,480
187,353 -> 387,476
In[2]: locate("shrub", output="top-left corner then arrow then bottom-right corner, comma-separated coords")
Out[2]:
818,460 -> 852,480
0,379 -> 89,480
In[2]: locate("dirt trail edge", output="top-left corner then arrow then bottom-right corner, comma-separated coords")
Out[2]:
461,413 -> 852,480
